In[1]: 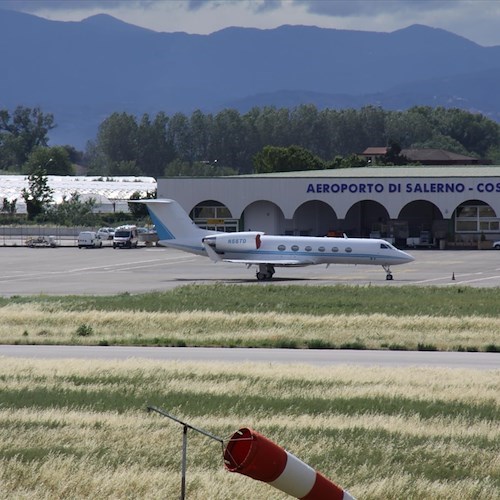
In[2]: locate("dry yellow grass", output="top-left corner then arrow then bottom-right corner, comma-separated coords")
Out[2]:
1,358 -> 499,499
1,304 -> 499,349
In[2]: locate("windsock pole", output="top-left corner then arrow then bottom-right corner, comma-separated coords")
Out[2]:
224,427 -> 355,500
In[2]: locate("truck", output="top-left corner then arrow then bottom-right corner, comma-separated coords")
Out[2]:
113,225 -> 139,249
77,231 -> 103,249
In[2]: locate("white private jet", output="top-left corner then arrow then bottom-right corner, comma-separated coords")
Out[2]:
137,199 -> 415,281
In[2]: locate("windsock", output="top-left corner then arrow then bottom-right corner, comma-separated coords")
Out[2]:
224,427 -> 355,500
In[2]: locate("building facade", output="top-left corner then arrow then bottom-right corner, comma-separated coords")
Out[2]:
157,166 -> 500,247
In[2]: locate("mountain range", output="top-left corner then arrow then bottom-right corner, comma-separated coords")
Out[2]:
1,8 -> 500,149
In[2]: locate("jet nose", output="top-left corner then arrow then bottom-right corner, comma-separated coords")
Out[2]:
400,250 -> 415,263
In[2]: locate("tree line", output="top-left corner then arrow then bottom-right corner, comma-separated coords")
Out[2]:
1,104 -> 500,178
84,105 -> 500,176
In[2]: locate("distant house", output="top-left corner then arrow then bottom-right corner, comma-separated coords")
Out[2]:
360,147 -> 483,165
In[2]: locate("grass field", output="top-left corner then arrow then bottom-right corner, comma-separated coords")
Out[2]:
0,358 -> 498,499
1,284 -> 499,498
1,285 -> 500,351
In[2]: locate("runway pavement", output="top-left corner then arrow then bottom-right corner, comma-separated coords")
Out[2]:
0,345 -> 498,370
1,246 -> 500,296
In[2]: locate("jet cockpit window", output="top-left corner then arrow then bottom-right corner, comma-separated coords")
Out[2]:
380,243 -> 389,249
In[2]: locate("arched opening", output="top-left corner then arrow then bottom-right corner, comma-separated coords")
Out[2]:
190,200 -> 237,232
243,200 -> 285,234
291,201 -> 338,236
343,201 -> 390,238
399,200 -> 445,247
452,200 -> 499,247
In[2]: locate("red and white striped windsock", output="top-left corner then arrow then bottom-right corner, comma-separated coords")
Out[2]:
223,427 -> 355,500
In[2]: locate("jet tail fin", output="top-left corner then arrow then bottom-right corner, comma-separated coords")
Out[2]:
134,199 -> 214,242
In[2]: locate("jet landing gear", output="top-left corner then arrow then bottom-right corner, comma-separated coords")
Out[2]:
382,264 -> 393,280
256,264 -> 275,281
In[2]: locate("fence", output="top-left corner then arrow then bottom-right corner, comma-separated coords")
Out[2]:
0,226 -> 96,247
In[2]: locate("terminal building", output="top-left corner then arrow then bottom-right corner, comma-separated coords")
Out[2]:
157,166 -> 500,249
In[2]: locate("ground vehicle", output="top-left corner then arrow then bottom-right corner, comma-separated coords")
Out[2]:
113,225 -> 138,248
494,241 -> 500,249
97,227 -> 115,240
137,226 -> 159,246
25,235 -> 57,248
78,231 -> 103,248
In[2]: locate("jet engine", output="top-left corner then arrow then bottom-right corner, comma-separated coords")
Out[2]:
202,232 -> 263,252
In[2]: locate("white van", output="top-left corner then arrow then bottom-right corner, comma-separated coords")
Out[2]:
78,231 -> 102,249
113,225 -> 139,249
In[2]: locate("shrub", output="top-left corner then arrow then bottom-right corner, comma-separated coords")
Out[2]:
484,344 -> 499,352
75,324 -> 93,337
417,343 -> 437,351
306,339 -> 335,349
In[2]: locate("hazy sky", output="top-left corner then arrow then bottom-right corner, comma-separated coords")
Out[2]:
1,0 -> 500,46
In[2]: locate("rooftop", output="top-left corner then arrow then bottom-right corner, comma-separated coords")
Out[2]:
0,175 -> 157,213
233,166 -> 500,179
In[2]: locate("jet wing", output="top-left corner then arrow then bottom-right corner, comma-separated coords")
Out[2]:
202,241 -> 313,266
222,259 -> 313,267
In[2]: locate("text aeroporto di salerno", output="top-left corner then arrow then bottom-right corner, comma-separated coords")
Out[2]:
306,182 -> 500,194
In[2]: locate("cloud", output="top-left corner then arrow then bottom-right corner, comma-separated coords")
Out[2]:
1,0 -> 499,46
294,0 -> 451,17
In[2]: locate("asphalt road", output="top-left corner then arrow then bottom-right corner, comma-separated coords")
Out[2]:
1,345 -> 498,370
1,246 -> 500,296
1,246 -> 499,370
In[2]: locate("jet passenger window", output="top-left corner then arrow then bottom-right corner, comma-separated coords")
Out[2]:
278,245 -> 286,251
305,246 -> 312,252
318,246 -> 325,252
345,247 -> 352,253
331,246 -> 339,252
291,245 -> 299,252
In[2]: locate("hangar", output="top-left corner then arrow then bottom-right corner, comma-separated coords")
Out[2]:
157,166 -> 500,249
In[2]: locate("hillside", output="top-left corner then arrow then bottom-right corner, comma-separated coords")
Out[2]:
1,9 -> 499,148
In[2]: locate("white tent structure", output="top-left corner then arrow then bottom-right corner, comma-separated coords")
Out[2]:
0,175 -> 157,213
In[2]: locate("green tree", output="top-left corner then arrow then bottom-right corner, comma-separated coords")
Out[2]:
0,106 -> 55,170
327,154 -> 368,169
189,110 -> 212,165
1,198 -> 17,214
389,107 -> 434,147
62,145 -> 84,164
22,146 -> 75,175
84,140 -> 108,175
253,145 -> 325,173
128,189 -> 157,219
164,159 -> 237,177
109,160 -> 142,176
411,134 -> 470,156
136,112 -> 174,178
379,140 -> 408,165
43,192 -> 99,226
166,112 -> 193,165
21,167 -> 54,220
211,109 -> 247,170
97,112 -> 139,168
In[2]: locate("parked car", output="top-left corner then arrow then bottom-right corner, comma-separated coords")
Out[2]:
113,225 -> 138,248
96,227 -> 115,240
78,231 -> 103,248
493,241 -> 500,249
